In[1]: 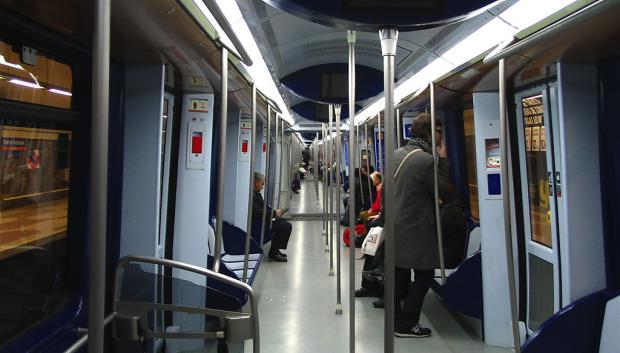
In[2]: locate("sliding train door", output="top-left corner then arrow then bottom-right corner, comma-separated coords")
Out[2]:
515,84 -> 563,332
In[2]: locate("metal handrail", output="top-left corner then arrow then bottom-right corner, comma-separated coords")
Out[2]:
113,255 -> 260,352
202,0 -> 253,67
63,313 -> 116,353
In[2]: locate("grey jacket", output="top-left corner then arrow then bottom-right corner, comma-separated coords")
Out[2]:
393,138 -> 450,269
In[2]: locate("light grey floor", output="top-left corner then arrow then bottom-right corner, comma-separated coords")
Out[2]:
249,179 -> 511,353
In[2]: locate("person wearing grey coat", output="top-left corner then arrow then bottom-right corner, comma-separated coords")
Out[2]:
393,114 -> 450,338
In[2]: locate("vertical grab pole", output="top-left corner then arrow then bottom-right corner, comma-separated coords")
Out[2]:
377,113 -> 383,174
379,27 -> 398,353
499,58 -> 522,353
364,124 -> 373,204
213,48 -> 229,273
243,84 -> 257,282
430,83 -> 446,283
278,120 -> 284,210
260,106 -> 272,247
270,115 -> 279,230
315,133 -> 320,201
328,105 -> 335,276
323,124 -> 329,252
347,29 -> 357,353
89,0 -> 110,351
335,104 -> 343,314
396,108 -> 402,148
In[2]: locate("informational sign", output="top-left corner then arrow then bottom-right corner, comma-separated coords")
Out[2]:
188,98 -> 209,113
403,117 -> 414,140
343,134 -> 349,167
238,118 -> 251,162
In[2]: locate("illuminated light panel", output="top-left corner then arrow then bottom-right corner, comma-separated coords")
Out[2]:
0,55 -> 24,70
49,88 -> 72,96
353,0 -> 580,126
9,78 -> 43,89
211,0 -> 293,125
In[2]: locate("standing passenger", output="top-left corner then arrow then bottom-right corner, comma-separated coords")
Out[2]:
253,172 -> 291,262
393,113 -> 449,338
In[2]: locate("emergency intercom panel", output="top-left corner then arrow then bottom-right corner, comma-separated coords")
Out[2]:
238,117 -> 251,162
187,118 -> 208,170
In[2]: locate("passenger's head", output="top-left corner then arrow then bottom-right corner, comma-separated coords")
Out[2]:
254,172 -> 265,191
412,113 -> 443,145
371,172 -> 382,186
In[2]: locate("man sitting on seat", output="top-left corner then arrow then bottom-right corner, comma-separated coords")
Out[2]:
252,172 -> 291,262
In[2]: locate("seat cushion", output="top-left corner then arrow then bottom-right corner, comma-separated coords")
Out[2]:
599,295 -> 620,353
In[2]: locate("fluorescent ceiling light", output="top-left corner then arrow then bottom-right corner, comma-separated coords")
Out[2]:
353,0 -> 580,126
9,78 -> 42,89
49,88 -> 72,96
499,0 -> 580,30
192,0 -> 241,59
0,55 -> 24,70
212,0 -> 293,125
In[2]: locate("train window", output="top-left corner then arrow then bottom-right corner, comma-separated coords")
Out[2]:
0,41 -> 72,109
0,122 -> 71,344
463,108 -> 479,219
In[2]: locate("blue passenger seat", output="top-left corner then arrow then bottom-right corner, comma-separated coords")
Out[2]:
206,223 -> 263,284
431,223 -> 483,319
521,290 -> 620,353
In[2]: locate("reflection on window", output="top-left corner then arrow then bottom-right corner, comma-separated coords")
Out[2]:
463,108 -> 479,219
521,94 -> 552,248
0,41 -> 72,109
0,123 -> 71,344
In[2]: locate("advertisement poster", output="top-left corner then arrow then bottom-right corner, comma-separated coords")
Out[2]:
531,126 -> 540,152
525,127 -> 532,151
539,126 -> 547,151
402,117 -> 414,140
27,149 -> 40,169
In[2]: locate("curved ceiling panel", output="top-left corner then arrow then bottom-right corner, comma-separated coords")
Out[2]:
262,0 -> 500,32
281,64 -> 383,104
292,101 -> 361,122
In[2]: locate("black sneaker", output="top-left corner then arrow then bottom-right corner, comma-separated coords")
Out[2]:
395,324 -> 431,338
277,250 -> 287,258
268,253 -> 287,262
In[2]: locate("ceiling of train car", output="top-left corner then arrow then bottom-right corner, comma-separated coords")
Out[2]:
235,0 -> 518,130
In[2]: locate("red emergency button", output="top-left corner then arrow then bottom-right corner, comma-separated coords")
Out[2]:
191,131 -> 203,154
241,140 -> 248,153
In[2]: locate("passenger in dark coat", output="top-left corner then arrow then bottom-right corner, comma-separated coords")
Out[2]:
393,113 -> 450,338
252,172 -> 290,262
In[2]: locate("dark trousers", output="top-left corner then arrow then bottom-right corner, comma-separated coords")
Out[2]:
270,218 -> 292,254
395,267 -> 434,329
361,255 -> 382,294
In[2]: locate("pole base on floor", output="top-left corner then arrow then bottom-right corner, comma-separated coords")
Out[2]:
335,305 -> 343,315
329,269 -> 335,276
324,246 -> 329,252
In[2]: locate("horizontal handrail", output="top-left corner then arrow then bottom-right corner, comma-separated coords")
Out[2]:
113,255 -> 260,352
63,312 -> 117,353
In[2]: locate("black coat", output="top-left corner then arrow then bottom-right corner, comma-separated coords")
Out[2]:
393,139 -> 450,269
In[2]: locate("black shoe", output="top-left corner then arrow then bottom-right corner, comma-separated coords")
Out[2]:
395,324 -> 431,338
372,299 -> 384,308
277,250 -> 287,258
354,288 -> 374,297
268,253 -> 287,262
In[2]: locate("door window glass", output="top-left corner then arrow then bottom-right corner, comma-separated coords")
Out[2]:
463,108 -> 479,219
0,123 -> 71,343
520,94 -> 552,248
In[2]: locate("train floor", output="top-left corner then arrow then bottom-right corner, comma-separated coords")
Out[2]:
248,177 -> 511,353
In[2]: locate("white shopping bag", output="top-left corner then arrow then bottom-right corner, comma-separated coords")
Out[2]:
361,226 -> 384,256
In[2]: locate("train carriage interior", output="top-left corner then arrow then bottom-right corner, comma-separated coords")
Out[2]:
0,0 -> 619,352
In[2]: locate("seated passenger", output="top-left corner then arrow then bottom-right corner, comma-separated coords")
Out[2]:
252,172 -> 291,262
360,172 -> 382,219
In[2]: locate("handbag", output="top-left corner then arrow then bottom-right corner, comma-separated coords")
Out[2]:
361,226 -> 384,256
